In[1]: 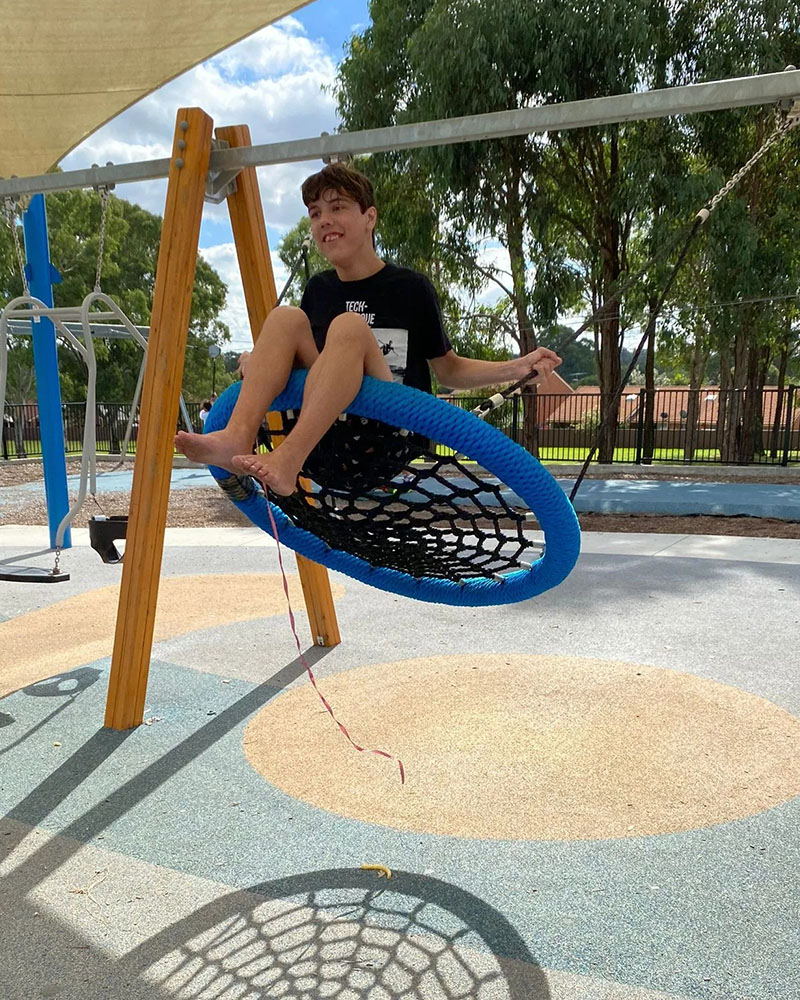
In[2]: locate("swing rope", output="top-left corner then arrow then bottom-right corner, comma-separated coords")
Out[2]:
471,97 -> 800,502
265,498 -> 406,783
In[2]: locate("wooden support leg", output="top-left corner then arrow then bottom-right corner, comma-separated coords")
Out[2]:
104,108 -> 213,729
216,123 -> 341,648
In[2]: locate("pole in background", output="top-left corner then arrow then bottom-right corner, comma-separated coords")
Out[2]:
208,343 -> 220,396
23,194 -> 71,549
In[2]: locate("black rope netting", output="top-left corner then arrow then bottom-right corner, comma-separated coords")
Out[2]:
244,411 -> 543,582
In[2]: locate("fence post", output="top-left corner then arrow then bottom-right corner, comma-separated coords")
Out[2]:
781,384 -> 796,467
635,388 -> 645,464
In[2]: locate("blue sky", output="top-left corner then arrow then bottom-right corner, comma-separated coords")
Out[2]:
293,0 -> 370,57
59,0 -> 507,353
60,1 -> 372,350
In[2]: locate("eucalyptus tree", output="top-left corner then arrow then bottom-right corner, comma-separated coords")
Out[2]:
336,0 -> 699,457
672,0 -> 800,462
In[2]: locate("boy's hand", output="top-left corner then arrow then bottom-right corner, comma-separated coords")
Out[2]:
237,351 -> 252,379
517,347 -> 562,385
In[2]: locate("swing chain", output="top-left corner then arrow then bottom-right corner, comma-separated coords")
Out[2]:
52,546 -> 62,577
4,195 -> 31,296
93,182 -> 113,293
477,95 -> 800,419
705,100 -> 800,216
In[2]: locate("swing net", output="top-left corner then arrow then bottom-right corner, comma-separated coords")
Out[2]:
207,371 -> 581,607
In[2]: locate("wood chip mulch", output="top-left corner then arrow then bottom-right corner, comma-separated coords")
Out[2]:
3,460 -> 799,539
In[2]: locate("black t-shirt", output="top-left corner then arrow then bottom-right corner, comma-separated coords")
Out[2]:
299,262 -> 452,394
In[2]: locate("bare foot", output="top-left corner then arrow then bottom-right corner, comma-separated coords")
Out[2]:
174,428 -> 254,473
232,450 -> 302,497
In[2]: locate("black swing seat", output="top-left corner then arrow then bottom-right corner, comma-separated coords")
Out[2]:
0,564 -> 70,583
89,515 -> 128,564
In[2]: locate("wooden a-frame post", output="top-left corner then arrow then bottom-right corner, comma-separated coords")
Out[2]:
105,108 -> 213,729
215,122 -> 340,648
104,110 -> 340,730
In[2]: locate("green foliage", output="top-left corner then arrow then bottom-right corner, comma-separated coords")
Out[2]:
276,217 -> 329,305
538,325 -> 598,386
1,188 -> 230,403
336,0 -> 800,461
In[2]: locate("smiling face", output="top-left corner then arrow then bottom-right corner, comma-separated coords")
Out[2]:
307,188 -> 377,266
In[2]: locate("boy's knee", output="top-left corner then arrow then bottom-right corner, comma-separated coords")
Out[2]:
326,312 -> 373,343
263,305 -> 311,336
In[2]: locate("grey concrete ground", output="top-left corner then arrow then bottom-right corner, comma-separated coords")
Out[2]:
1,526 -> 799,1000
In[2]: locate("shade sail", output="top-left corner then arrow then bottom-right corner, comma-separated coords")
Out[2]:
0,0 -> 307,178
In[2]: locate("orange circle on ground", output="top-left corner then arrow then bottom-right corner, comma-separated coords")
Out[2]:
243,654 -> 800,840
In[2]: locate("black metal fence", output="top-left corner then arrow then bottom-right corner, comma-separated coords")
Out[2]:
441,385 -> 799,466
2,401 -> 203,460
2,388 -> 798,465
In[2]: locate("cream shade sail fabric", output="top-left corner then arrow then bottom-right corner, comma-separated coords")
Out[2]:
0,0 -> 307,179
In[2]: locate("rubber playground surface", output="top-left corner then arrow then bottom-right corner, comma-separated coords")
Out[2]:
1,513 -> 799,999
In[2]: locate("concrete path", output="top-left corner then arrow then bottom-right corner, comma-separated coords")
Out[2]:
1,525 -> 798,1000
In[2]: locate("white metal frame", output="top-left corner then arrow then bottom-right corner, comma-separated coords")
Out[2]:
0,291 -> 193,548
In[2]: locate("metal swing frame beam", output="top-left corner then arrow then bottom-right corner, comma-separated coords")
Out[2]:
0,70 -> 798,199
4,68 -> 795,729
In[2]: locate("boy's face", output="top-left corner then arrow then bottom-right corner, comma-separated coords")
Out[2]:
307,188 -> 376,264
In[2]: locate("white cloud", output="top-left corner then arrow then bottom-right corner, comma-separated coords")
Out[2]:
474,245 -> 512,305
199,243 -> 290,352
60,19 -> 338,339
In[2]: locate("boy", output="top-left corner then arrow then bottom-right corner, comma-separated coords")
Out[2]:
174,164 -> 561,495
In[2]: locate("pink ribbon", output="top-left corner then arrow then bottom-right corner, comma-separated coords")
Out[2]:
263,486 -> 405,785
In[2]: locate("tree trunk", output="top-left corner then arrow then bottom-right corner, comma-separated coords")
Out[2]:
504,160 -> 539,456
719,327 -> 750,464
715,345 -> 732,460
770,335 -> 789,458
736,343 -> 760,464
597,130 -> 622,464
730,149 -> 766,465
14,411 -> 27,459
683,330 -> 708,462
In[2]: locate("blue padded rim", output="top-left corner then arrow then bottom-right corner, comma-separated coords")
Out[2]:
205,370 -> 580,606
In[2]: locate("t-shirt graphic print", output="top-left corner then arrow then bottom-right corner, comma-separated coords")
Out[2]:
374,328 -> 408,381
300,263 -> 451,396
340,297 -> 408,381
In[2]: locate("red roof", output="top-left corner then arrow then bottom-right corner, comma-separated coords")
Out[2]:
543,386 -> 800,428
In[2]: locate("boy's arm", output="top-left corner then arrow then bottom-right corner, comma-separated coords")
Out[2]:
429,347 -> 562,391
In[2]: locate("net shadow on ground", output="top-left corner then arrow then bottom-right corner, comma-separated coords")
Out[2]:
0,868 -> 551,1000
108,868 -> 551,999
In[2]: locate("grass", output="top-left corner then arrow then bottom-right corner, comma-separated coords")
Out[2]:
431,442 -> 799,466
4,439 -> 797,469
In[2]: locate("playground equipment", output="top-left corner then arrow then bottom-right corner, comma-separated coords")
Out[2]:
0,188 -> 196,580
0,68 -> 796,726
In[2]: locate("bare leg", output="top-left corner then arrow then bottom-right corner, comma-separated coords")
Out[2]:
232,312 -> 392,495
174,307 -> 319,471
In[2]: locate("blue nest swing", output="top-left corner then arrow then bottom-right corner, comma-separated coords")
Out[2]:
206,370 -> 580,606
